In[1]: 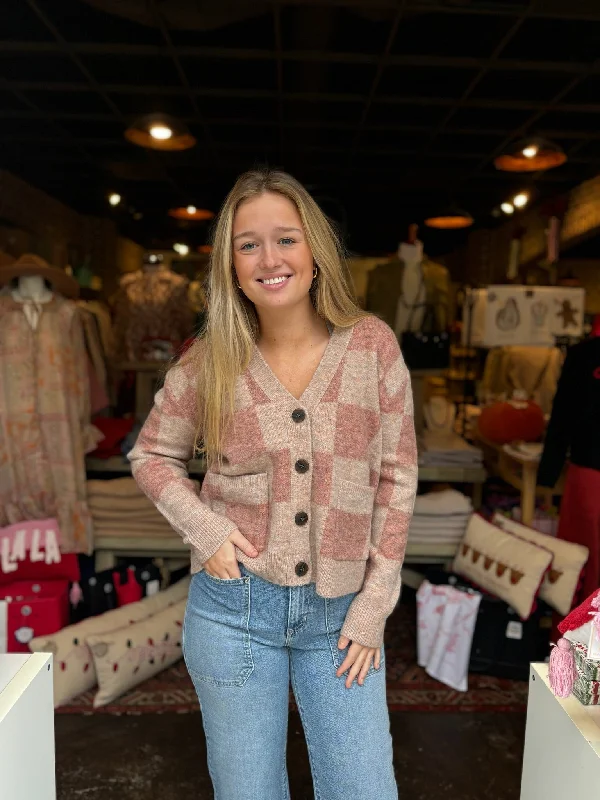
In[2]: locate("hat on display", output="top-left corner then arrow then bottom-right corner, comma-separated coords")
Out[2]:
0,253 -> 79,299
549,588 -> 600,698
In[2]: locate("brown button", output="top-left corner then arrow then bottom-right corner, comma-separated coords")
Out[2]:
295,562 -> 309,577
291,408 -> 306,423
295,511 -> 308,526
295,459 -> 309,474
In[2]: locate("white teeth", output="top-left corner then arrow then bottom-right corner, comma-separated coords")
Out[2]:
261,276 -> 289,285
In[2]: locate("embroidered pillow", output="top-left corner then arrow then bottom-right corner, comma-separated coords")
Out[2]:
453,514 -> 552,620
492,513 -> 588,616
86,598 -> 186,708
29,575 -> 190,707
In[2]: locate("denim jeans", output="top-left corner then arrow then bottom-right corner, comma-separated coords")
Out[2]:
182,561 -> 398,800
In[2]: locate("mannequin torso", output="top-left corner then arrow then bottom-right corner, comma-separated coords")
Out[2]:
11,275 -> 54,330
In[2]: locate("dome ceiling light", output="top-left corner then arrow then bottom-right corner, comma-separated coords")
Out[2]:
424,205 -> 473,230
168,207 -> 215,221
124,113 -> 196,151
494,137 -> 567,173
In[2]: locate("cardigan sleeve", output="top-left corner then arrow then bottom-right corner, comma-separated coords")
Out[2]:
127,352 -> 238,563
341,332 -> 418,649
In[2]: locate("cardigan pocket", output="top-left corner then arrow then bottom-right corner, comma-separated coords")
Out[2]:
202,472 -> 271,553
319,479 -> 376,561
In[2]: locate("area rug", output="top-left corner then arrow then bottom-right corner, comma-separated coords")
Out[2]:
55,601 -> 529,715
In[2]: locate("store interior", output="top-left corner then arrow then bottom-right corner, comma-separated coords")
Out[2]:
1,1 -> 600,799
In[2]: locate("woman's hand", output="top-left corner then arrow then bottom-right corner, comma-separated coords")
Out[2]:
336,635 -> 381,688
203,529 -> 258,579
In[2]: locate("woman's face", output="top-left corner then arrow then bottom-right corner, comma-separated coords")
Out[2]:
232,191 -> 314,311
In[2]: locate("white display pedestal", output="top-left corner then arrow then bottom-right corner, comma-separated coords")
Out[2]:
521,663 -> 600,799
0,653 -> 56,800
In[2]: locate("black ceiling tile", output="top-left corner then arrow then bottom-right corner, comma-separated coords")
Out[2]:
60,118 -> 124,139
320,7 -> 392,54
0,54 -> 85,83
392,12 -> 521,59
282,60 -> 374,95
562,75 -> 600,105
110,93 -> 192,118
450,105 -> 532,131
570,139 -> 600,159
282,99 -> 362,125
169,12 -> 274,49
433,132 -> 504,156
181,58 -> 277,91
368,102 -> 447,127
40,0 -> 163,45
535,110 -> 600,132
471,71 -> 577,102
25,90 -> 113,114
501,18 -> 600,63
360,129 -> 424,151
81,55 -> 181,87
199,95 -> 278,123
0,91 -> 32,112
0,0 -> 55,41
378,66 -> 478,99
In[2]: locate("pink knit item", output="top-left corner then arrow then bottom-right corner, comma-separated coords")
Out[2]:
549,638 -> 577,698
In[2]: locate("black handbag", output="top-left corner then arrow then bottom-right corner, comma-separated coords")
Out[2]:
401,301 -> 450,371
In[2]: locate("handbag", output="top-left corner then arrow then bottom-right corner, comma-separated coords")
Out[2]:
401,300 -> 450,371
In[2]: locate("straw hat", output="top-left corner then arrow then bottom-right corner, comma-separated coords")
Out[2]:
0,253 -> 79,299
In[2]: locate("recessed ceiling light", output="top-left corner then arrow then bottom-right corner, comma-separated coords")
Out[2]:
522,145 -> 539,159
495,137 -> 566,172
513,192 -> 529,209
186,205 -> 197,215
501,202 -> 514,215
169,207 -> 215,221
124,113 -> 196,151
108,193 -> 121,206
173,243 -> 189,256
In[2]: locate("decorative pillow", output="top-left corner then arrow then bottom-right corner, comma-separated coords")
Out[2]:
86,598 -> 186,708
29,575 -> 190,707
492,513 -> 588,616
453,514 -> 552,620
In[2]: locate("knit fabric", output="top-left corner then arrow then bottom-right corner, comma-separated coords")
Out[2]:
128,315 -> 418,648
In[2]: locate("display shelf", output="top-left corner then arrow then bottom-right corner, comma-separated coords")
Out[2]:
404,541 -> 458,564
418,465 -> 486,484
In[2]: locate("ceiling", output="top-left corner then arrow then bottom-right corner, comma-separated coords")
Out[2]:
2,0 -> 600,256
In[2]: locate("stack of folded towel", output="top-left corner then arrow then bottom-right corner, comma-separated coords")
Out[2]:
408,489 -> 473,547
87,478 -> 198,539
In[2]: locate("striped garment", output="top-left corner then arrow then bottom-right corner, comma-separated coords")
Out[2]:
128,315 -> 417,648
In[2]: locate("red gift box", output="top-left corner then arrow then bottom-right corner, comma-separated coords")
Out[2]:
0,580 -> 69,653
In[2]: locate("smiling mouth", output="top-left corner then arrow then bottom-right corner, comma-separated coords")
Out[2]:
257,275 -> 292,285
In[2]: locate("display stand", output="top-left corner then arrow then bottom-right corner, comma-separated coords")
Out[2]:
0,653 -> 55,800
410,368 -> 445,435
521,664 -> 600,799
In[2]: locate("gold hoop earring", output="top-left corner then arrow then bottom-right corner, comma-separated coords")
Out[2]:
312,266 -> 318,279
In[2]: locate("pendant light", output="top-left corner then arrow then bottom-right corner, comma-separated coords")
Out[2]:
494,137 -> 567,172
125,113 -> 196,151
424,205 -> 474,230
168,207 -> 215,221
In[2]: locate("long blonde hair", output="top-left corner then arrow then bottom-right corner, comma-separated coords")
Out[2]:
186,168 -> 369,469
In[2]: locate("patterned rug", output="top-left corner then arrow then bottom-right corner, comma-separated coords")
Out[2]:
56,601 -> 529,716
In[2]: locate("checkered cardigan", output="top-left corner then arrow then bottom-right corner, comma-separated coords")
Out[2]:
128,315 -> 417,648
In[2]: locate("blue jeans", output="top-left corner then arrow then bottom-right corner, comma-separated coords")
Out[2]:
182,561 -> 398,800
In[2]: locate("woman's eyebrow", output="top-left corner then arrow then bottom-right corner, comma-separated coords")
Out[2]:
232,226 -> 302,242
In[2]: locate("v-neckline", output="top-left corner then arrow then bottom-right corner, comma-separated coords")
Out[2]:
248,321 -> 352,409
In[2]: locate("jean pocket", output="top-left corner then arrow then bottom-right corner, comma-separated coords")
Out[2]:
183,571 -> 254,687
325,594 -> 384,680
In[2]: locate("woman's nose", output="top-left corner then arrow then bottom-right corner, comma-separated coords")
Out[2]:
260,242 -> 281,268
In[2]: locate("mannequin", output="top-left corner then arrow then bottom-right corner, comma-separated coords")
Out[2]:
11,275 -> 54,330
394,238 -> 426,337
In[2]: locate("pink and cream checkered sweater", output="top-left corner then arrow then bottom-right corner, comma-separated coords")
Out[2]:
128,315 -> 417,648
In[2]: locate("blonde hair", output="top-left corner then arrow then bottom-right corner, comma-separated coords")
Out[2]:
184,168 -> 369,469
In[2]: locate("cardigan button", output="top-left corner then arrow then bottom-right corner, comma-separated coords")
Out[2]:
295,562 -> 309,577
291,408 -> 306,423
295,459 -> 309,474
295,511 -> 308,526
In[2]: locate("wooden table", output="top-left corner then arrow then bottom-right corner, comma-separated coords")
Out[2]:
475,434 -> 564,527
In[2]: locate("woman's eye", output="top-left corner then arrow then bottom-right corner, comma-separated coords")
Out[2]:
279,237 -> 295,246
240,242 -> 256,252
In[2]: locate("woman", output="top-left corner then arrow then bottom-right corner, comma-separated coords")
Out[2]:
129,169 -> 418,799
